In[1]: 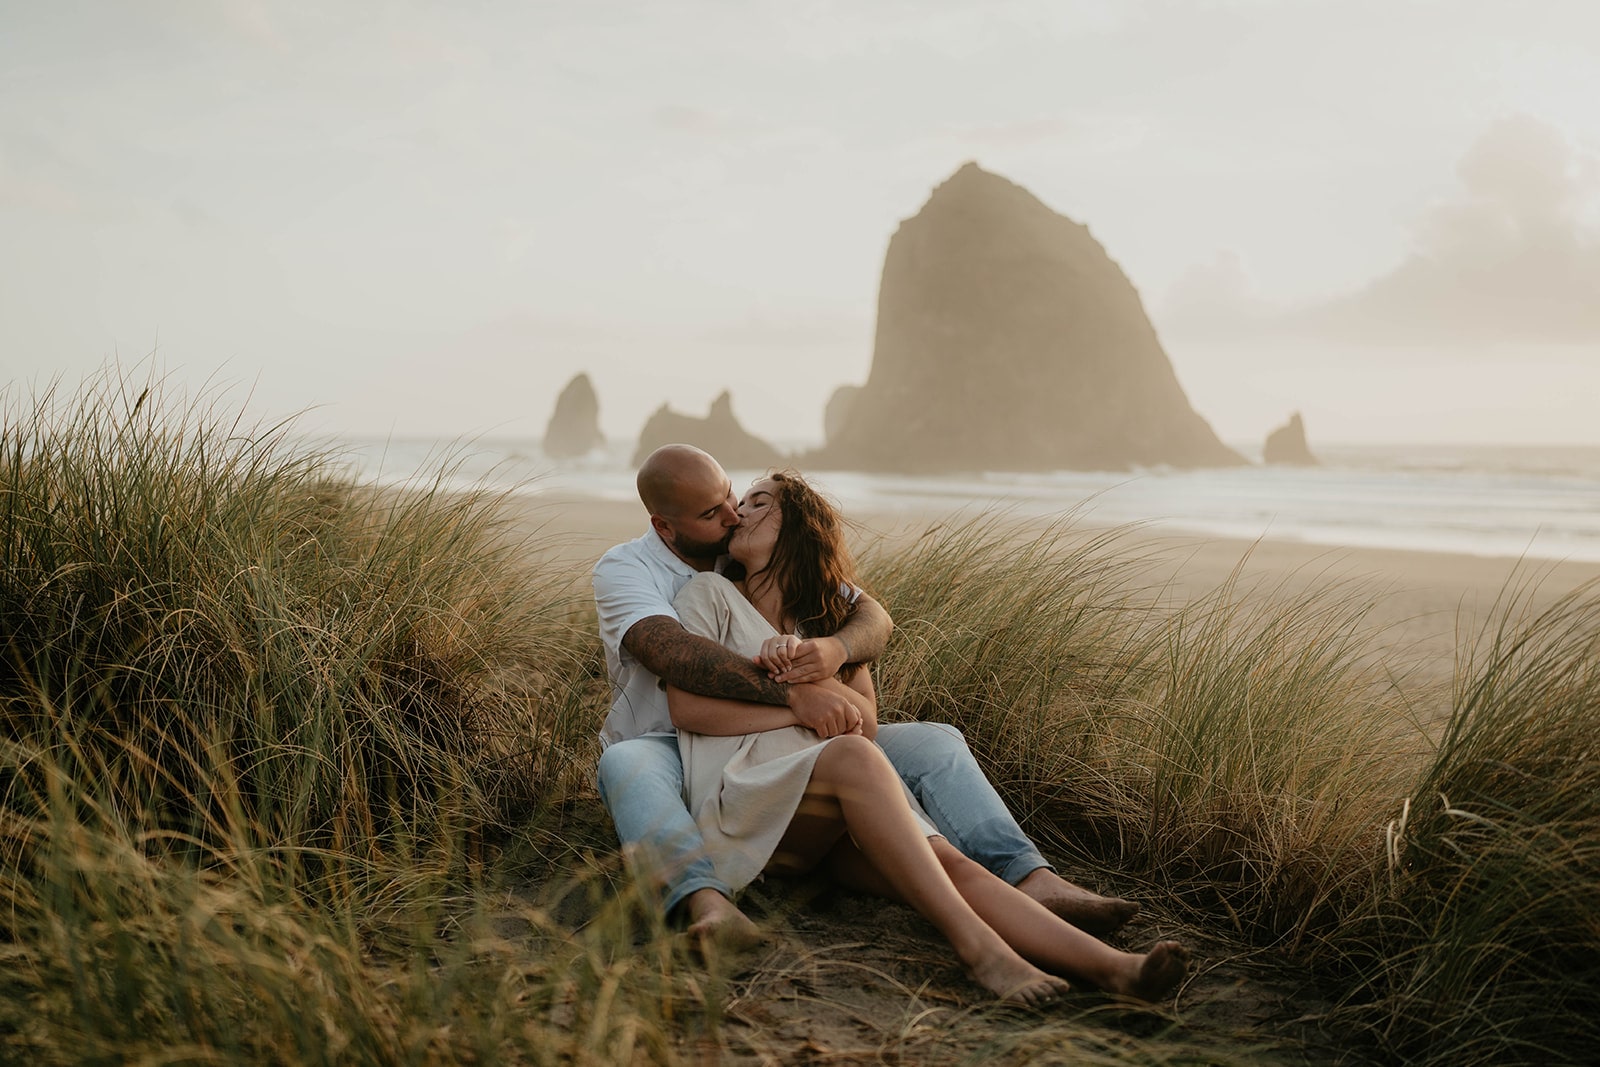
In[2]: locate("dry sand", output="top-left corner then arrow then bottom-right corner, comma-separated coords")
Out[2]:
515,487 -> 1600,689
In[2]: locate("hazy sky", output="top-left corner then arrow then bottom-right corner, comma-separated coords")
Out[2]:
4,0 -> 1597,446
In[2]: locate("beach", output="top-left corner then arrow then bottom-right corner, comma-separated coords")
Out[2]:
11,387 -> 1600,1063
518,488 -> 1600,691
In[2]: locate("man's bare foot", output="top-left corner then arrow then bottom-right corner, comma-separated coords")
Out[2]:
969,950 -> 1074,1008
1016,868 -> 1140,936
1105,940 -> 1190,1003
682,888 -> 764,957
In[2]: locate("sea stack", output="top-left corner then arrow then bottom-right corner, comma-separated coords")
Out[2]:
823,385 -> 862,446
543,373 -> 605,458
631,391 -> 785,469
813,163 -> 1243,472
1263,412 -> 1319,466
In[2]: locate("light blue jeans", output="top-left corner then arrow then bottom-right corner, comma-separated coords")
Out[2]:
595,721 -> 1052,916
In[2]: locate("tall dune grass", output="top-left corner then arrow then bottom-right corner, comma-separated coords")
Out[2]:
0,374 -> 594,857
6,372 -> 1598,1063
868,518 -> 1600,1064
863,520 -> 1418,948
1327,579 -> 1600,1065
0,750 -> 725,1064
0,372 -> 650,1061
867,520 -> 1600,1064
1103,567 -> 1423,944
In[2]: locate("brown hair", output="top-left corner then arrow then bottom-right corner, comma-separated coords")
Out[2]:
729,470 -> 863,671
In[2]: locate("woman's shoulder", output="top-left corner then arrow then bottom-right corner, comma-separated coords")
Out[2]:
674,569 -> 741,605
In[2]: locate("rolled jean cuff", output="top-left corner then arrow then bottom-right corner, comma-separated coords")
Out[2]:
999,851 -> 1054,887
663,875 -> 731,918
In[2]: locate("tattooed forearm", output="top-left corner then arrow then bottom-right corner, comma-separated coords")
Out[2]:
623,615 -> 789,706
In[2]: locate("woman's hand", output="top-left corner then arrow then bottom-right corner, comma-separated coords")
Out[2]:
756,635 -> 849,683
786,682 -> 865,737
756,633 -> 803,677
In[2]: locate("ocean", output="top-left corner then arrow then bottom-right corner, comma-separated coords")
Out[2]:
336,438 -> 1600,564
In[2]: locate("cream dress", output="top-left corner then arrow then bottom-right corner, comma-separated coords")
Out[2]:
674,571 -> 936,892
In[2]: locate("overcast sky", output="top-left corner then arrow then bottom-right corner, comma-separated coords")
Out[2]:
4,0 -> 1597,446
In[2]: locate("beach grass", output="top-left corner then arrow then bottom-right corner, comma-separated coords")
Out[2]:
3,372 -> 1597,1064
1324,576 -> 1600,1064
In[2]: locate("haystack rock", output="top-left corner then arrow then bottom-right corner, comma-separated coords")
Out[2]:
631,391 -> 785,469
543,373 -> 605,458
1263,412 -> 1319,466
813,163 -> 1244,472
823,385 -> 862,445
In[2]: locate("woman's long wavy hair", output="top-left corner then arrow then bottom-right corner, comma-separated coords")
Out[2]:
728,470 -> 863,666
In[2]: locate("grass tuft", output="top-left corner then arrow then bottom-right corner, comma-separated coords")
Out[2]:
1330,577 -> 1600,1065
0,371 -> 594,857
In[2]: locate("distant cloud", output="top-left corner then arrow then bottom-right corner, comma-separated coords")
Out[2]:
1161,250 -> 1270,337
1300,115 -> 1600,344
1164,116 -> 1600,346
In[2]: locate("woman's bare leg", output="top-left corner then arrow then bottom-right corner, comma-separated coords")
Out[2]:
932,840 -> 1188,1001
826,837 -> 1187,1002
772,736 -> 1071,1006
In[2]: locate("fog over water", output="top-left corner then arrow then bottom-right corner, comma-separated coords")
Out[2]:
4,1 -> 1598,448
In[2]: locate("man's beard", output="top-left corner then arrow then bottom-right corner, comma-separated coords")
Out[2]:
672,529 -> 733,561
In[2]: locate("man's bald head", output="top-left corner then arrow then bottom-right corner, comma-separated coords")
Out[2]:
637,444 -> 726,518
636,445 -> 740,566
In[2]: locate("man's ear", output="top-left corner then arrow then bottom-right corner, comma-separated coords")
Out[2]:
649,513 -> 673,542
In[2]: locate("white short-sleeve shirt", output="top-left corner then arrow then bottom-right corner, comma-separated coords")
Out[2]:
592,528 -> 701,746
592,528 -> 865,747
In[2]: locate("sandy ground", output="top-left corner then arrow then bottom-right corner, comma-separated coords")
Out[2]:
514,487 -> 1600,689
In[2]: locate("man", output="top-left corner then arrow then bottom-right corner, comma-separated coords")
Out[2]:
593,444 -> 1136,948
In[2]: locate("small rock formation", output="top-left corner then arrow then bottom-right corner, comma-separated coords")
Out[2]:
631,391 -> 785,470
1263,412 -> 1319,466
811,162 -> 1244,472
543,373 -> 605,458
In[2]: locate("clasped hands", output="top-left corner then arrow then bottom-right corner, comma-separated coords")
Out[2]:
758,634 -> 860,738
755,633 -> 847,683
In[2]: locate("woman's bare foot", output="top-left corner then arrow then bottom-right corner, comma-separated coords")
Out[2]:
969,949 -> 1074,1007
1016,868 -> 1140,936
1104,940 -> 1190,1002
682,889 -> 764,957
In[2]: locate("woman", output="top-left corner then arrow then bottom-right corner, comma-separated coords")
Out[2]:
667,471 -> 1188,1007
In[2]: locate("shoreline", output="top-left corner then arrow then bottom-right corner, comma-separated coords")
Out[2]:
517,487 -> 1600,587
350,437 -> 1600,567
514,489 -> 1600,692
